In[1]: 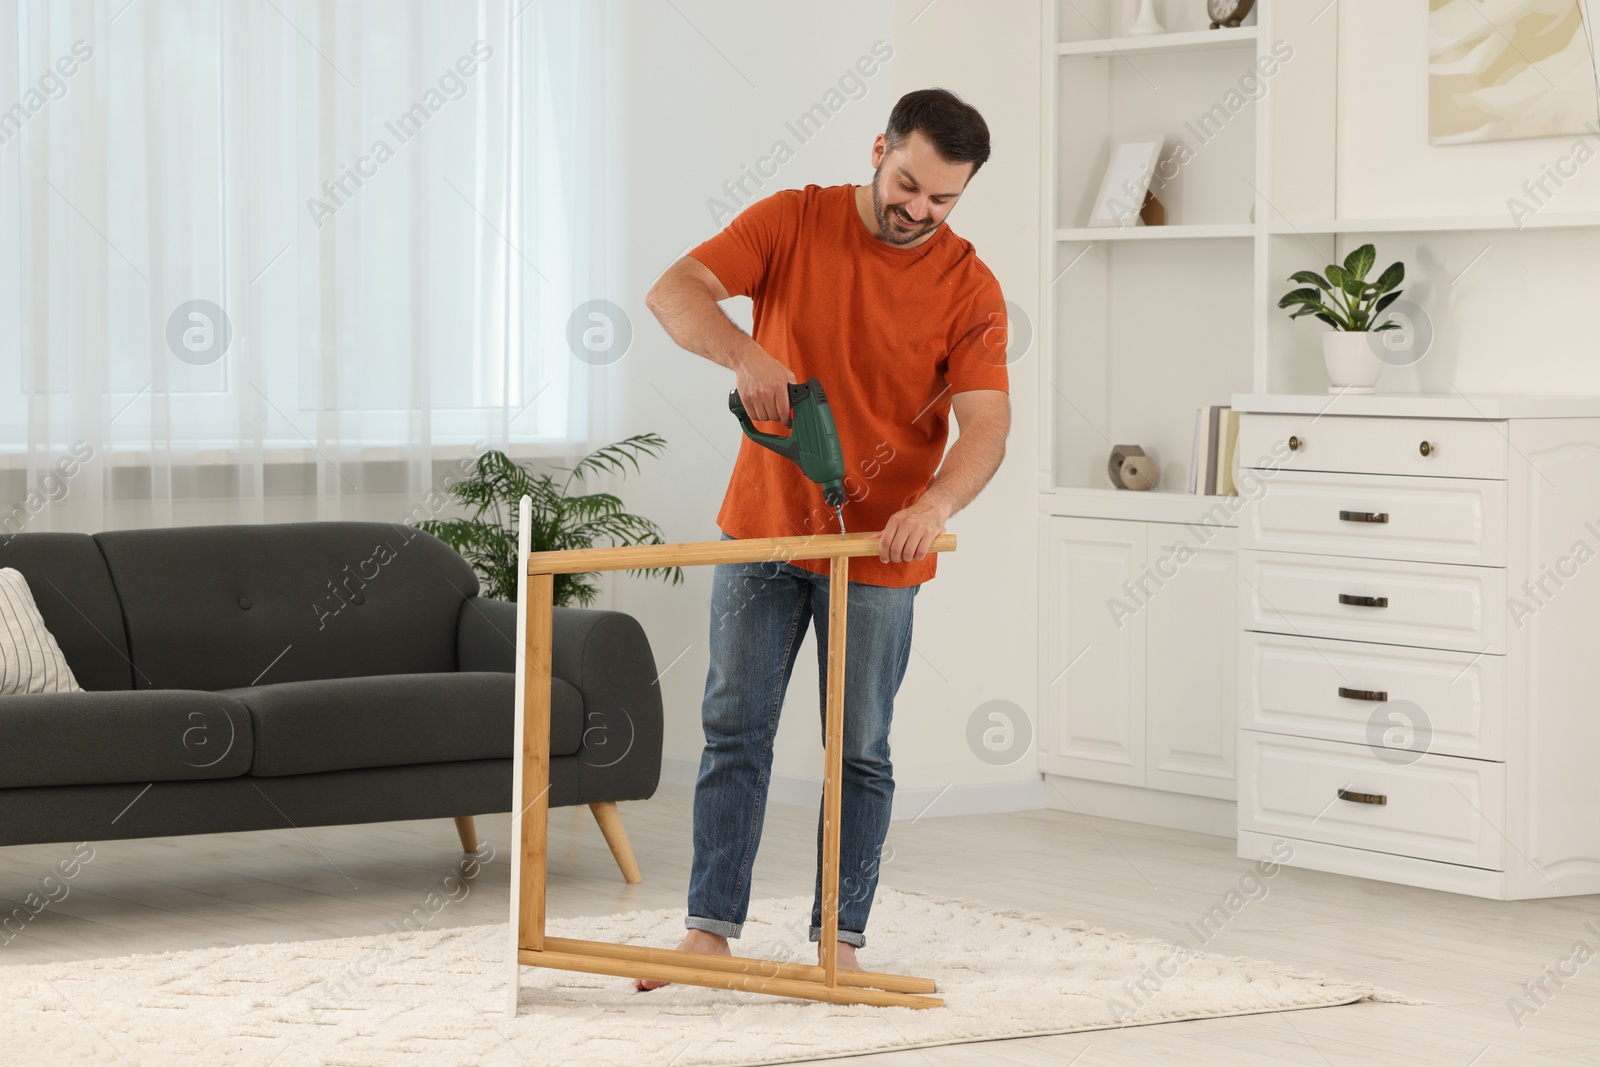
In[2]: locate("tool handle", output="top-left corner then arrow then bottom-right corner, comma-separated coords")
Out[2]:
728,381 -> 823,458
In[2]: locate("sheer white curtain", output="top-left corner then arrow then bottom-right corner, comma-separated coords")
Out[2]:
0,0 -> 610,532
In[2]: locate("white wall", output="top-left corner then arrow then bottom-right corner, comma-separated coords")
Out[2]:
606,0 -> 1044,816
1326,0 -> 1600,395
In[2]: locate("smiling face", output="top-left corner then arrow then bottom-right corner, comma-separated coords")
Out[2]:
866,129 -> 974,247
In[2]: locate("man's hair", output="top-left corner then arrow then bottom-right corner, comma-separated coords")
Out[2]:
884,88 -> 991,175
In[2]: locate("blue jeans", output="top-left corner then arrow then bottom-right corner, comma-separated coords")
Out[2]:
686,535 -> 919,948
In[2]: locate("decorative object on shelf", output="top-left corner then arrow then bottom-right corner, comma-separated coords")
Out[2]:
1089,136 -> 1165,228
1128,0 -> 1165,36
1429,0 -> 1599,145
1108,444 -> 1158,490
1278,244 -> 1406,394
1187,406 -> 1238,494
1207,0 -> 1255,29
412,438 -> 683,605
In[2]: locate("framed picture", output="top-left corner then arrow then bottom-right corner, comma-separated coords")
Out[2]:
1088,136 -> 1164,228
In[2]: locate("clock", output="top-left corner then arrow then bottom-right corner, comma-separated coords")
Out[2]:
1208,0 -> 1255,29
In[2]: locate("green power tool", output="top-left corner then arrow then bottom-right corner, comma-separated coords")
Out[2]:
728,378 -> 848,533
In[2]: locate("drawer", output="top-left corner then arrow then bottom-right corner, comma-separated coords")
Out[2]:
1238,732 -> 1505,869
1237,413 -> 1507,479
1238,470 -> 1505,566
1239,549 -> 1506,654
1238,631 -> 1505,760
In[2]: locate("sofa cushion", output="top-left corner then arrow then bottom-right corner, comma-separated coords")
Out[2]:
0,534 -> 132,691
0,690 -> 252,788
94,522 -> 480,691
226,672 -> 582,777
0,567 -> 82,694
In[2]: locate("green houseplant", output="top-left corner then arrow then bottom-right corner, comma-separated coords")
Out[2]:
1278,243 -> 1406,393
414,436 -> 682,607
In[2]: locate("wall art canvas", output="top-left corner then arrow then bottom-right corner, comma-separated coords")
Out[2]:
1429,0 -> 1600,144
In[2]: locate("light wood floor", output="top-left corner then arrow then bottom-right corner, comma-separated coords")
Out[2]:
2,783 -> 1598,1065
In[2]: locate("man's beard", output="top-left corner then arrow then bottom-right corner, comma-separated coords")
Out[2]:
870,164 -> 940,246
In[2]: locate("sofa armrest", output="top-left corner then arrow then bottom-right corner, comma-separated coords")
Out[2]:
455,597 -> 663,804
550,607 -> 664,803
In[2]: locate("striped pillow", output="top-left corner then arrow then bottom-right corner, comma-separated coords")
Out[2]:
0,567 -> 82,695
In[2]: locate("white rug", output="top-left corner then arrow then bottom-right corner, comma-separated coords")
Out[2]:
0,888 -> 1416,1066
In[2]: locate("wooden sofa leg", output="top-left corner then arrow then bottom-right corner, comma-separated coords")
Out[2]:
588,801 -> 643,884
454,815 -> 479,853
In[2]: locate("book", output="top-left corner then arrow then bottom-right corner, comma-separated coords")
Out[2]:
1215,408 -> 1241,495
1203,406 -> 1223,495
1188,408 -> 1204,493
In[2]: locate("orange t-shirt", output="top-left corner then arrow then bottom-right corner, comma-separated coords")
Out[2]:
689,183 -> 1009,587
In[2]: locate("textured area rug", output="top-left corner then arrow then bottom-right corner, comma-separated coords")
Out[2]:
0,888 -> 1416,1066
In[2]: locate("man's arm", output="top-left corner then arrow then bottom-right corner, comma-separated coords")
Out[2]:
645,256 -> 795,425
879,389 -> 1010,563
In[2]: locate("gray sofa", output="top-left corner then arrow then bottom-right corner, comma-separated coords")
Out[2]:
0,522 -> 662,879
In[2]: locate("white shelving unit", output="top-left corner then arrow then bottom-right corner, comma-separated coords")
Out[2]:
1037,0 -> 1600,867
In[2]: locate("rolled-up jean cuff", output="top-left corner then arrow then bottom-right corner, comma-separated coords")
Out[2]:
808,926 -> 866,948
686,915 -> 743,939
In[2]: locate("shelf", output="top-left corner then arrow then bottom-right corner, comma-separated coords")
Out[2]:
1230,392 -> 1600,420
1056,224 -> 1254,242
1057,26 -> 1258,58
1268,212 -> 1600,235
1040,486 -> 1242,526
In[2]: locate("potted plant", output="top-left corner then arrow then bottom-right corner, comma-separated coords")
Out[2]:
1278,244 -> 1405,393
414,436 -> 682,607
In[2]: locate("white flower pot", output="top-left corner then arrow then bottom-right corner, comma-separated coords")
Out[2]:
1321,331 -> 1383,394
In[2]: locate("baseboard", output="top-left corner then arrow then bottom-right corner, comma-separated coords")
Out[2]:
1043,775 -> 1236,839
658,757 -> 1046,821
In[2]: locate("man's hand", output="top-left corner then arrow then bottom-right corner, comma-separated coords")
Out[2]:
879,496 -> 952,563
734,347 -> 798,426
877,390 -> 1009,565
646,255 -> 795,422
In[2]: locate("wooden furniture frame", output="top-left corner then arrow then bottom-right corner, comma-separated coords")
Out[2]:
506,497 -> 955,1014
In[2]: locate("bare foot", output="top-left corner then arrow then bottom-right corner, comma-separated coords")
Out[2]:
821,941 -> 861,972
634,929 -> 731,991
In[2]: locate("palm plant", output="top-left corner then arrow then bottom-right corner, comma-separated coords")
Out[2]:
1279,243 -> 1406,331
414,436 -> 682,607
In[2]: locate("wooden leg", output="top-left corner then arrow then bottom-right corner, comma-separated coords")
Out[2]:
520,573 -> 555,954
454,816 -> 479,853
821,555 -> 849,985
588,801 -> 643,884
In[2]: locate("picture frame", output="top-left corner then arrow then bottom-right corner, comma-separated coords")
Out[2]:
1087,135 -> 1164,228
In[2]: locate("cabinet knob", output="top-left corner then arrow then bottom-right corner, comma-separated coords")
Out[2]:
1337,686 -> 1389,702
1288,435 -> 1303,451
1338,593 -> 1389,608
1419,440 -> 1434,457
1338,510 -> 1390,524
1337,788 -> 1388,806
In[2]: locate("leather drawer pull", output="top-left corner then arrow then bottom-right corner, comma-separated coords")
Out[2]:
1337,686 -> 1388,702
1338,593 -> 1388,608
1338,788 -> 1388,806
1338,510 -> 1389,524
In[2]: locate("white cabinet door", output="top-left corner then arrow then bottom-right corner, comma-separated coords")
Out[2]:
1041,517 -> 1145,785
1145,526 -> 1238,799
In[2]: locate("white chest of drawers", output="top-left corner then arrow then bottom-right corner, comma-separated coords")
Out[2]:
1232,393 -> 1600,899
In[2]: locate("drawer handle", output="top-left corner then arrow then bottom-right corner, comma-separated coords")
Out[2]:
1337,686 -> 1388,702
1338,593 -> 1388,608
1338,510 -> 1390,524
1288,435 -> 1303,451
1419,440 -> 1434,457
1338,788 -> 1388,806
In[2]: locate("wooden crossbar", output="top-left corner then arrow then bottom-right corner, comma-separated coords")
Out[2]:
507,505 -> 955,1014
525,530 -> 956,575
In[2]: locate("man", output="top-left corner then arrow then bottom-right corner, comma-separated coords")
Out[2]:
640,88 -> 1009,986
